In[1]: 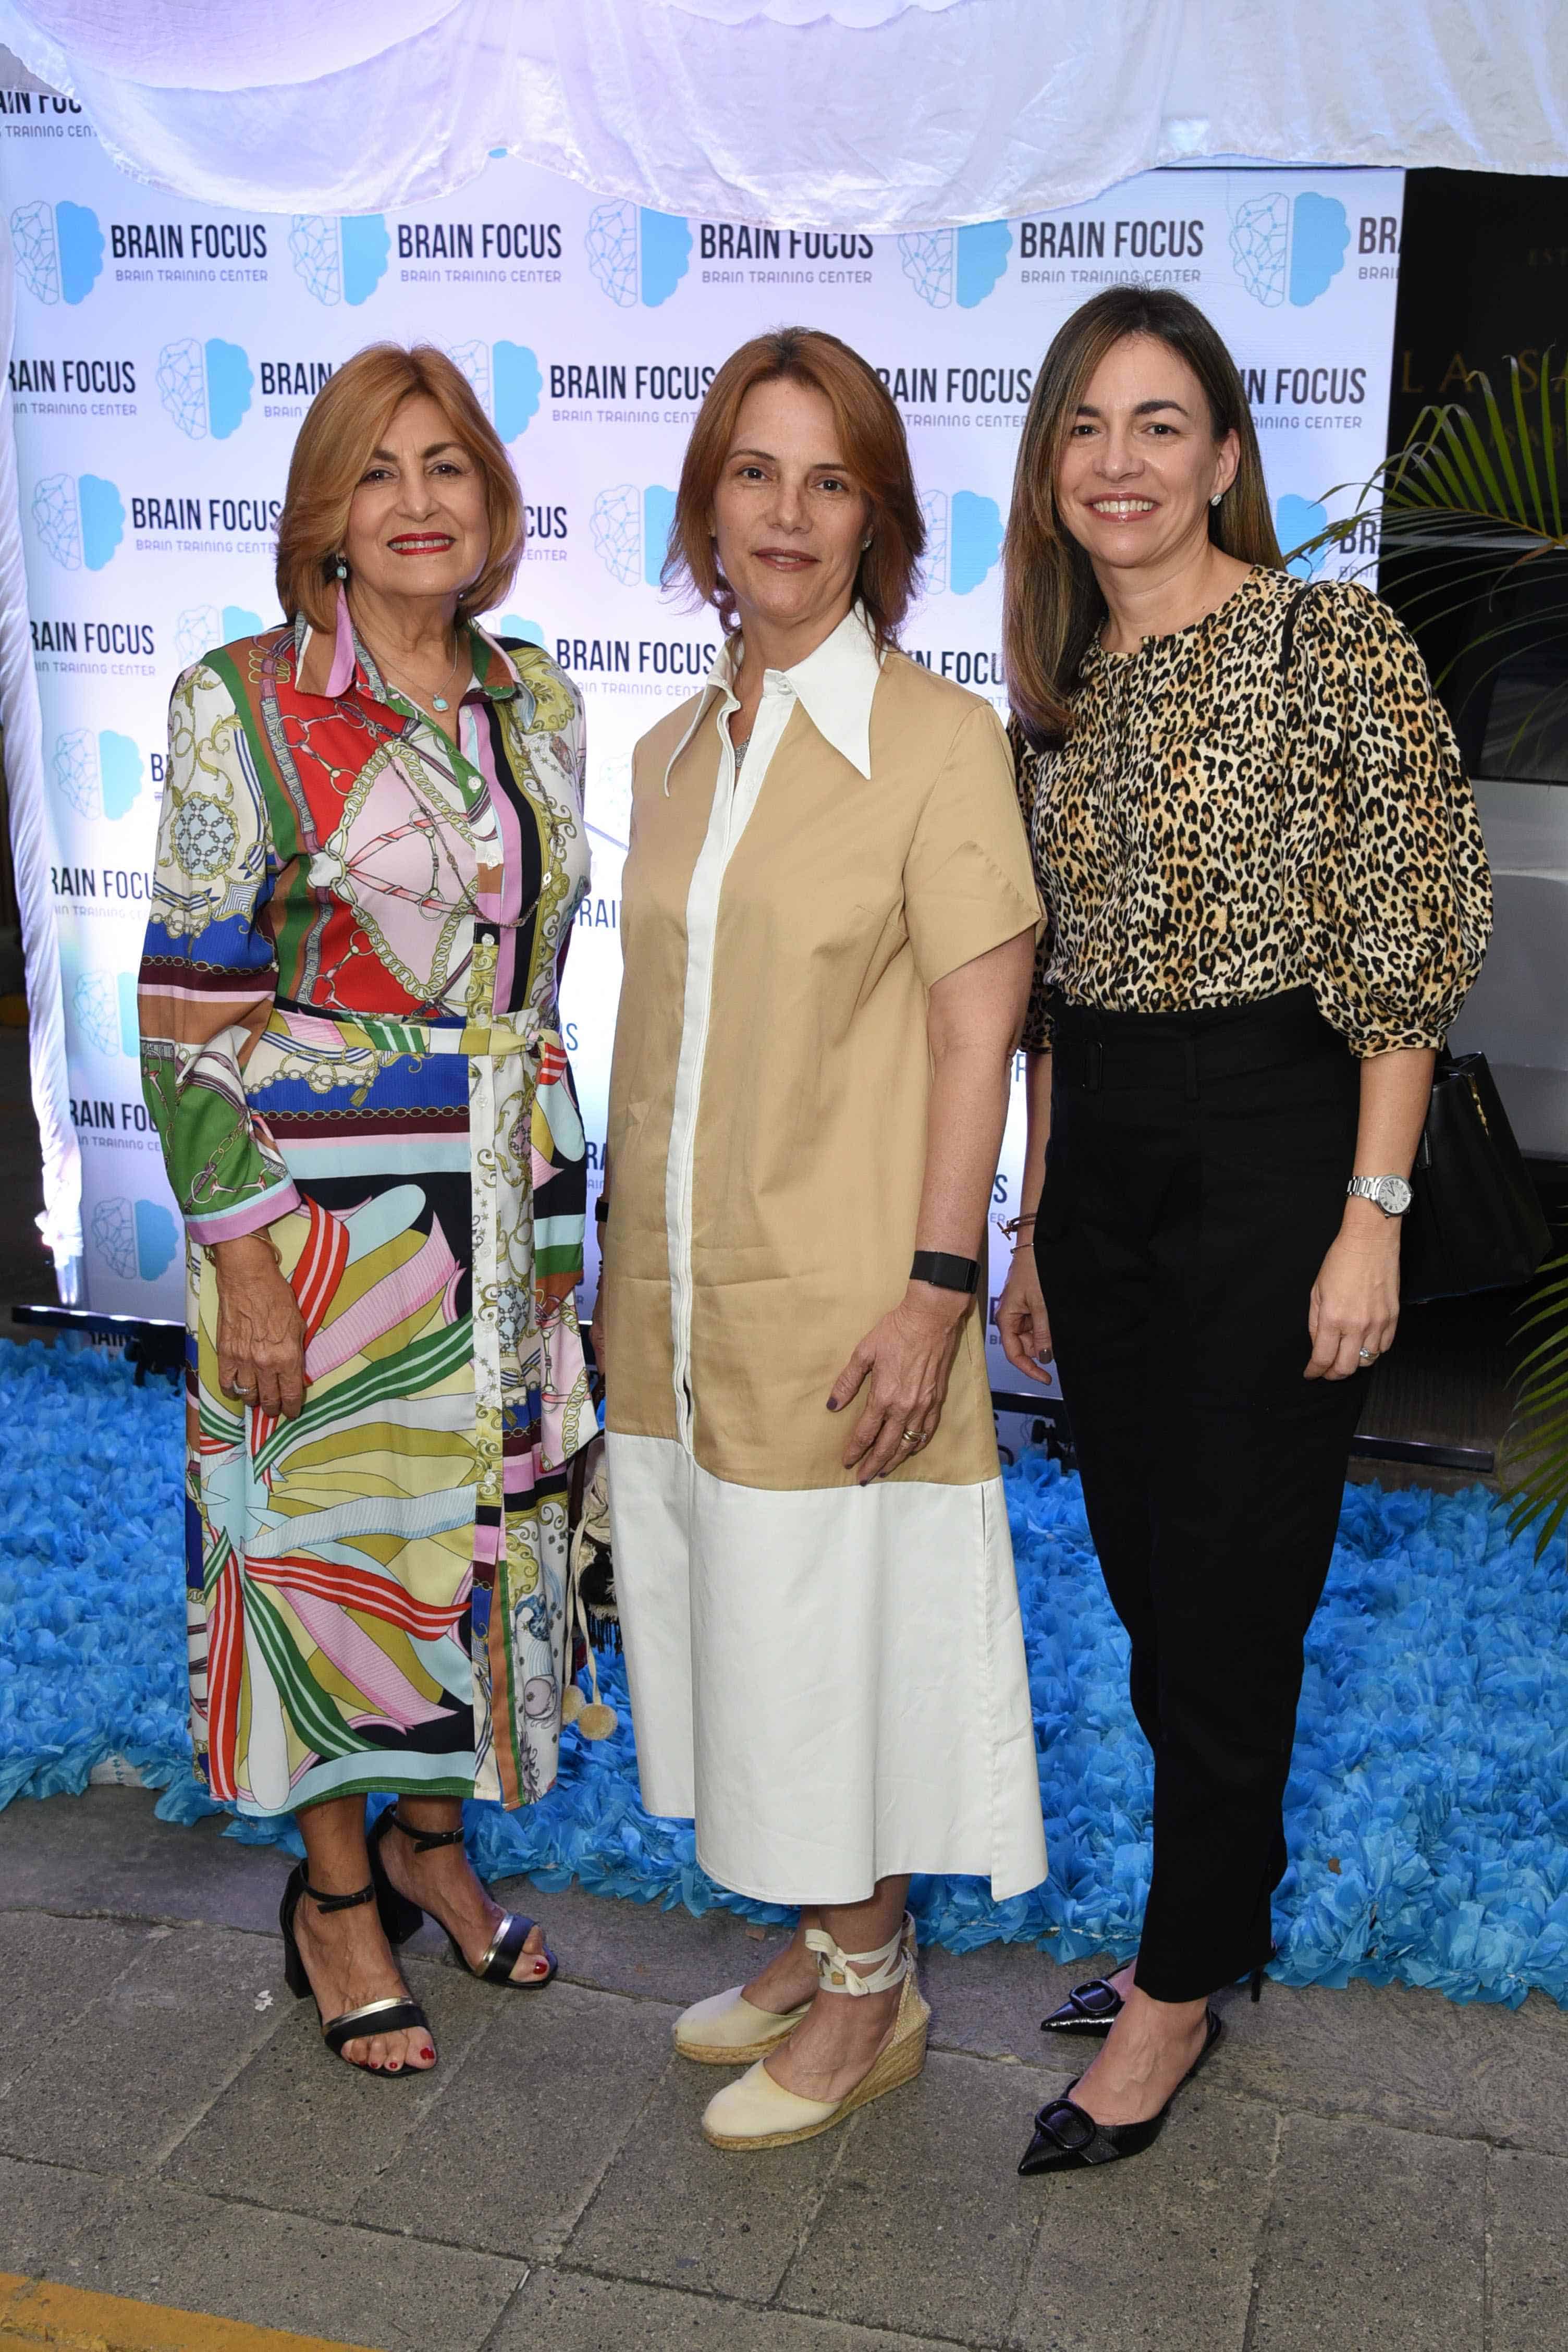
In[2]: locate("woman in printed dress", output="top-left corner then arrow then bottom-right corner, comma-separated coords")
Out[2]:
140,345 -> 594,2078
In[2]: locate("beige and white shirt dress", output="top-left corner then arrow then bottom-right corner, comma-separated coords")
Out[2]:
601,606 -> 1050,1906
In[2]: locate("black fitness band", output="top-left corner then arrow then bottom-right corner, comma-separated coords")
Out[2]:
910,1250 -> 979,1294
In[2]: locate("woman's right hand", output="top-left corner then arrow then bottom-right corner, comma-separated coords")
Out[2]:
213,1232 -> 306,1420
996,1247 -> 1055,1383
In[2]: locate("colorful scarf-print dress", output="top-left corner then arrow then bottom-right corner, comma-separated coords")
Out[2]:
139,604 -> 593,1818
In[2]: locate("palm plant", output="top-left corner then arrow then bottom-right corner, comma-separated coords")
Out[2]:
1293,361 -> 1567,1556
1506,1250 -> 1568,1557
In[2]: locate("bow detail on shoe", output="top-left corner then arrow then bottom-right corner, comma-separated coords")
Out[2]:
805,1916 -> 911,1997
1041,1975 -> 1123,2032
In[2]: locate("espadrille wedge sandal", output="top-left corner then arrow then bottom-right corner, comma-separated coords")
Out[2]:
701,1912 -> 928,2151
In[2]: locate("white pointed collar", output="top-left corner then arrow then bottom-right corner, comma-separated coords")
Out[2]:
663,604 -> 883,793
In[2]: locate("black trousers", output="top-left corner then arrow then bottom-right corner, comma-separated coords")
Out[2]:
1035,988 -> 1367,2003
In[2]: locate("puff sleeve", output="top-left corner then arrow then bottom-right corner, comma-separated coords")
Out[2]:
138,655 -> 301,1243
1286,583 -> 1492,1056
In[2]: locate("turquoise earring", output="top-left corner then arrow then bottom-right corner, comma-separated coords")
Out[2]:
335,554 -> 348,579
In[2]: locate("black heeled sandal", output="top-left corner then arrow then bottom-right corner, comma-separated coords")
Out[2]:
1019,2008 -> 1223,2175
278,1865 -> 433,2077
1042,1957 -> 1267,2037
369,1808 -> 558,1989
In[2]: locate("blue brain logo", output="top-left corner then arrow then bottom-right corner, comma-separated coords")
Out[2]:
494,342 -> 542,440
921,489 -> 1004,594
898,222 -> 1011,310
71,972 -> 141,1058
173,605 -> 264,663
590,484 -> 678,586
53,729 -> 143,819
9,199 -> 102,303
449,341 -> 541,440
157,338 -> 253,439
289,213 -> 389,305
584,202 -> 692,307
99,731 -> 144,818
1231,191 -> 1350,308
31,472 -> 123,570
497,614 -> 546,647
1276,494 -> 1329,579
91,1195 -> 179,1281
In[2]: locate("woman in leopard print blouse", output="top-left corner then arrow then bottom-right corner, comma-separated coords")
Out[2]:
997,287 -> 1490,2182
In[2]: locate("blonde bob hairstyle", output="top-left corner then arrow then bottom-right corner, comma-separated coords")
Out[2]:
274,343 -> 525,633
662,327 -> 925,648
1003,287 -> 1283,748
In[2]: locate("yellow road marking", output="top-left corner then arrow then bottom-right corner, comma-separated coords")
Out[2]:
0,2273 -> 382,2352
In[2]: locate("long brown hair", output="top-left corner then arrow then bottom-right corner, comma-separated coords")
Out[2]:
663,328 -> 925,646
275,344 -> 525,632
1003,287 -> 1282,746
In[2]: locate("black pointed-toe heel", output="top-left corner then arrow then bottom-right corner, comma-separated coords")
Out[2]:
278,1864 -> 433,2078
1041,1975 -> 1127,2036
1019,2009 -> 1223,2176
371,1809 -> 557,1989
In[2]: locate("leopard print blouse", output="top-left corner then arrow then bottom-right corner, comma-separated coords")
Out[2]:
1009,566 -> 1492,1057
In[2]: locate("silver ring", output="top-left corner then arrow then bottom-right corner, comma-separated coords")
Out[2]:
901,1426 -> 922,1447
1358,1348 -> 1375,1363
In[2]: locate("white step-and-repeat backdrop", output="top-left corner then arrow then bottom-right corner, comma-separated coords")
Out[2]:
2,90 -> 1402,1391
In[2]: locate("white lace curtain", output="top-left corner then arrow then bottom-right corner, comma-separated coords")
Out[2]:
0,1 -> 1562,228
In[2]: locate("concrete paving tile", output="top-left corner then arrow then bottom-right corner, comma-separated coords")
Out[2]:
0,1922 -> 282,2171
0,2154 -> 125,2279
1219,1976 -> 1568,2156
1250,2113 -> 1485,2352
496,2266 -> 964,2350
1011,2082 -> 1277,2352
0,1910 -> 149,2096
561,2047 -> 843,2301
920,1941 -> 1118,2065
368,1979 -> 676,2258
162,1953 -> 497,2222
1489,2149 -> 1568,2352
779,2049 -> 1056,2347
486,1873 -> 797,2009
67,2177 -> 522,2352
0,1786 -> 288,1937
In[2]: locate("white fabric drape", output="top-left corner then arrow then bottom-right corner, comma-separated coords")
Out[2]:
0,1 -> 1561,225
0,217 -> 80,1293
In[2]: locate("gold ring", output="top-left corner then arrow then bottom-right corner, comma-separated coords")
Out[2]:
901,1426 -> 922,1446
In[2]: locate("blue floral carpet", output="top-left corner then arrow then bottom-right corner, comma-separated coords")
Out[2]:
3,1337 -> 1565,2007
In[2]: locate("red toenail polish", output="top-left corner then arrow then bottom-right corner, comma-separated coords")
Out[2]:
421,2046 -> 435,2062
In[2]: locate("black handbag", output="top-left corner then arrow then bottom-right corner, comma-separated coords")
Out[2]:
1400,1047 -> 1552,1303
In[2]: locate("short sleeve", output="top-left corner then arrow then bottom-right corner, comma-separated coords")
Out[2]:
903,698 -> 1042,993
1006,714 -> 1055,1054
1289,584 -> 1492,1057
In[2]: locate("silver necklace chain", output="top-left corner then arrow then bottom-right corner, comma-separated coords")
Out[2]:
359,623 -> 466,715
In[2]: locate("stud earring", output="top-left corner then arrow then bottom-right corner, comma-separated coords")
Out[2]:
1209,493 -> 1223,509
334,553 -> 349,578
861,535 -> 873,550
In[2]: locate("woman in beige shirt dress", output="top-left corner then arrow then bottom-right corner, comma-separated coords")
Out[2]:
595,328 -> 1049,2151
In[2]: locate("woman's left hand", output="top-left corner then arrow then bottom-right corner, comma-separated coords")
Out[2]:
828,1284 -> 970,1483
1305,1210 -> 1401,1380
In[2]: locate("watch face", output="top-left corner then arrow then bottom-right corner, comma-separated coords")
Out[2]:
1376,1176 -> 1414,1216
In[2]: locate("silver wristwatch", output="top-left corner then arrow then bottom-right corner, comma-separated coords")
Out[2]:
1347,1174 -> 1414,1217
